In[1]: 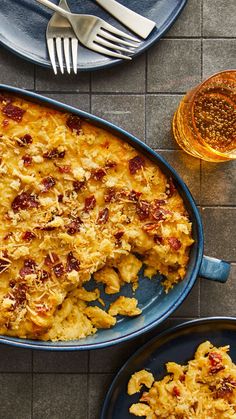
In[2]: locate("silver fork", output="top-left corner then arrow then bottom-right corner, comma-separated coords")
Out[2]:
37,0 -> 141,60
46,0 -> 78,74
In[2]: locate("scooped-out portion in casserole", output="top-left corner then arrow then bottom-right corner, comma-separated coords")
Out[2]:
0,93 -> 194,341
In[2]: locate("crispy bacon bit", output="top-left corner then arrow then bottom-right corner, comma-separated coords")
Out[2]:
172,386 -> 181,397
168,237 -> 181,251
11,192 -> 39,213
4,232 -> 13,241
0,94 -> 13,104
12,282 -> 28,306
210,364 -> 225,375
208,352 -> 224,374
43,148 -> 65,159
136,200 -> 150,220
0,257 -> 11,274
66,216 -> 82,235
58,194 -> 63,203
22,231 -> 36,242
214,377 -> 236,399
40,226 -> 56,231
2,103 -> 25,122
41,176 -> 56,192
153,235 -> 163,244
2,119 -> 9,128
84,195 -> 96,212
129,190 -> 142,202
143,223 -> 158,232
44,253 -> 60,267
97,208 -> 109,224
58,165 -> 71,174
114,231 -> 124,241
91,168 -> 106,181
19,258 -> 37,277
129,155 -> 145,175
66,252 -> 80,272
179,374 -> 186,382
16,134 -> 32,147
39,270 -> 50,282
104,187 -> 116,203
73,180 -> 85,192
166,177 -> 176,197
209,352 -> 223,366
22,154 -> 32,167
154,199 -> 167,206
53,263 -> 65,278
66,115 -> 82,134
151,208 -> 164,222
105,160 -> 117,169
9,280 -> 16,288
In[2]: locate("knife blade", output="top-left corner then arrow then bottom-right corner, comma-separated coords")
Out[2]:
95,0 -> 156,39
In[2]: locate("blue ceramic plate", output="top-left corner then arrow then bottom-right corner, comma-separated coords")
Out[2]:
101,317 -> 236,419
0,0 -> 187,71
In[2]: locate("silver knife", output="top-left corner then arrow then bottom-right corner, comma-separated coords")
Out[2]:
95,0 -> 156,39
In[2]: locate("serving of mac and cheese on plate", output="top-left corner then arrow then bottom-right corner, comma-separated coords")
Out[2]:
128,341 -> 236,419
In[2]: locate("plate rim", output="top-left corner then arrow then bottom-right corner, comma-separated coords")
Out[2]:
0,0 -> 188,71
100,316 -> 236,419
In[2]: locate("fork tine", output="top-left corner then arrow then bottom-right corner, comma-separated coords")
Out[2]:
63,38 -> 71,74
95,37 -> 135,54
101,22 -> 141,43
47,38 -> 57,75
71,38 -> 78,74
91,43 -> 132,60
55,37 -> 64,74
98,30 -> 140,48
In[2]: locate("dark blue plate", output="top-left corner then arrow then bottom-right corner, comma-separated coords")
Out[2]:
0,0 -> 187,71
101,317 -> 236,419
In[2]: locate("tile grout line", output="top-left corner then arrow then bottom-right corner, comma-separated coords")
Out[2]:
34,91 -> 186,96
87,351 -> 90,419
31,351 -> 34,419
144,52 -> 148,144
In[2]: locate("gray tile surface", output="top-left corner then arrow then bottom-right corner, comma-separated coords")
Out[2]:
203,0 -> 236,37
146,95 -> 182,149
202,207 -> 236,260
147,39 -> 201,92
42,93 -> 90,113
89,374 -> 113,419
200,264 -> 236,316
91,94 -> 145,139
0,374 -> 32,419
35,67 -> 90,92
1,1 -> 236,418
165,0 -> 202,37
91,54 -> 146,93
33,374 -> 88,419
0,48 -> 34,89
202,160 -> 236,205
173,280 -> 200,317
0,346 -> 32,372
203,40 -> 236,78
89,337 -> 144,373
33,350 -> 89,373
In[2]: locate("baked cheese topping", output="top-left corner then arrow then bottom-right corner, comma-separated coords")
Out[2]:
128,341 -> 236,419
0,93 -> 193,341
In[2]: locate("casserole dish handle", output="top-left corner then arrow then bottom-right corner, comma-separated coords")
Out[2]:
199,256 -> 231,283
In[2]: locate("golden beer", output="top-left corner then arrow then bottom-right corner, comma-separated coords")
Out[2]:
172,70 -> 236,162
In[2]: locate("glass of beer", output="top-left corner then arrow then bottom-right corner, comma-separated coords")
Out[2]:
172,70 -> 236,162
